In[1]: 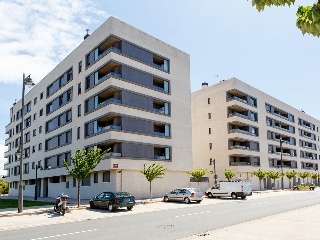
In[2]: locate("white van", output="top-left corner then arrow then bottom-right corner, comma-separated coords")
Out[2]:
205,180 -> 252,199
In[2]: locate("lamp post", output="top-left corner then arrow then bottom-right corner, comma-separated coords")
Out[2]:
18,73 -> 35,213
280,137 -> 284,190
34,164 -> 43,200
210,158 -> 218,185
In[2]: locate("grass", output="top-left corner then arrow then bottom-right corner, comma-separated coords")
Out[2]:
0,199 -> 54,209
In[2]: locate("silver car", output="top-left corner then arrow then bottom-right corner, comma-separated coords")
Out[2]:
163,188 -> 203,204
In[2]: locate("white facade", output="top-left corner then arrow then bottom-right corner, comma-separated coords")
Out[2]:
4,17 -> 193,199
192,78 -> 320,190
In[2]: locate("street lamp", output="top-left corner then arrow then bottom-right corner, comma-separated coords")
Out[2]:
279,137 -> 284,190
18,73 -> 35,213
34,164 -> 43,200
209,158 -> 218,185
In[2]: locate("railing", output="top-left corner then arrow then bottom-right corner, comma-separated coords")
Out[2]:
98,98 -> 122,107
274,112 -> 289,120
228,96 -> 247,103
230,145 -> 249,150
230,162 -> 251,166
154,155 -> 167,160
154,132 -> 165,137
153,63 -> 165,70
97,125 -> 122,133
104,152 -> 122,158
228,112 -> 249,119
153,108 -> 165,114
152,85 -> 165,92
98,47 -> 122,60
229,129 -> 252,135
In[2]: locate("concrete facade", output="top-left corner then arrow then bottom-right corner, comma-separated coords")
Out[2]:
192,78 -> 320,190
3,17 -> 192,199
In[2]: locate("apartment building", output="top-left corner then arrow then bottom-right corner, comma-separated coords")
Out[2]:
3,17 -> 192,199
192,78 -> 320,190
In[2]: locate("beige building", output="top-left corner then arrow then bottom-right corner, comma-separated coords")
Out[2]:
192,78 -> 320,190
4,17 -> 192,199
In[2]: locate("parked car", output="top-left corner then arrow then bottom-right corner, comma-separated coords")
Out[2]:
205,180 -> 252,199
292,183 -> 315,191
89,191 -> 136,211
163,188 -> 203,204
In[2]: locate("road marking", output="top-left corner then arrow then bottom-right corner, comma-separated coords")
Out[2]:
30,229 -> 97,240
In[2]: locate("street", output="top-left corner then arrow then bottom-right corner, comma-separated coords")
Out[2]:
1,190 -> 320,240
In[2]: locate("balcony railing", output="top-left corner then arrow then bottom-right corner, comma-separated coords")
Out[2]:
98,98 -> 122,107
98,47 -> 121,60
228,112 -> 248,119
104,152 -> 122,158
229,129 -> 257,136
152,85 -> 165,92
230,145 -> 250,150
154,155 -> 167,160
153,108 -> 165,114
97,125 -> 122,133
230,162 -> 251,166
154,132 -> 166,137
228,96 -> 247,104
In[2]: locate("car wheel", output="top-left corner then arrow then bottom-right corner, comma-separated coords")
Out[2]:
293,187 -> 297,191
127,206 -> 133,210
196,200 -> 202,203
208,193 -> 213,198
241,196 -> 246,200
184,197 -> 191,204
90,202 -> 95,209
163,196 -> 169,202
231,193 -> 237,199
108,203 -> 115,212
310,188 -> 314,191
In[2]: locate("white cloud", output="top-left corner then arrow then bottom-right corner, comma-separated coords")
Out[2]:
0,0 -> 110,84
0,140 -> 7,176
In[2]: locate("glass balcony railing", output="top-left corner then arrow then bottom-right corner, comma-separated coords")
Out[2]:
98,47 -> 122,60
154,155 -> 167,160
230,145 -> 250,150
97,125 -> 122,133
228,96 -> 247,104
153,108 -> 165,114
230,162 -> 251,166
103,152 -> 122,158
98,98 -> 122,107
152,86 -> 165,92
154,132 -> 165,137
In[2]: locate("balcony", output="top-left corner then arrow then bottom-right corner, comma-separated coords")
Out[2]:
152,55 -> 169,71
153,100 -> 170,115
153,77 -> 169,93
98,98 -> 122,107
97,125 -> 122,133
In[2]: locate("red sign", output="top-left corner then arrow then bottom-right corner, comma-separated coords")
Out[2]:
113,164 -> 118,168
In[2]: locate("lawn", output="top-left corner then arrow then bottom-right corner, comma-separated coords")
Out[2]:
0,199 -> 53,209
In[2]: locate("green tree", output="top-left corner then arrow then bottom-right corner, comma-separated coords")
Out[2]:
252,169 -> 267,191
64,147 -> 108,208
267,171 -> 281,190
310,172 -> 318,185
249,0 -> 320,37
285,170 -> 297,189
0,179 -> 9,194
186,168 -> 209,186
224,169 -> 236,182
140,163 -> 167,200
299,172 -> 310,183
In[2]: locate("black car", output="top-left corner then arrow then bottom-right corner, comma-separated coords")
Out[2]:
89,191 -> 136,212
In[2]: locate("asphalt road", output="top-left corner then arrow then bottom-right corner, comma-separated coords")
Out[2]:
3,191 -> 320,240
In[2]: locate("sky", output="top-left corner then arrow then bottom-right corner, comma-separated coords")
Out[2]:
0,0 -> 319,175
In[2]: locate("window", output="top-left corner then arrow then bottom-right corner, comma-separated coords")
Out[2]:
78,61 -> 82,73
33,129 -> 36,137
208,113 -> 211,119
24,116 -> 31,128
24,132 -> 30,143
208,98 -> 211,104
103,171 -> 110,182
73,177 -> 76,187
209,143 -> 212,150
94,173 -> 98,183
33,113 -> 37,121
77,127 -> 80,140
82,176 -> 91,186
39,126 -> 42,134
209,128 -> 211,134
78,83 -> 81,95
32,146 -> 35,153
34,97 -> 37,105
78,104 -> 81,117
40,108 -> 43,116
38,143 -> 42,151
40,92 -> 43,100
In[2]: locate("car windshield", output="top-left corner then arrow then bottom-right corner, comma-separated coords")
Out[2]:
114,192 -> 130,197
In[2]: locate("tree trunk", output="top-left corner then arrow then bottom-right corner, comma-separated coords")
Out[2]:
77,180 -> 81,208
289,179 -> 292,189
274,179 -> 276,190
149,181 -> 152,201
259,179 -> 262,191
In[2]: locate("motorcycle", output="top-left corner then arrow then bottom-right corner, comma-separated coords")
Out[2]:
53,193 -> 69,216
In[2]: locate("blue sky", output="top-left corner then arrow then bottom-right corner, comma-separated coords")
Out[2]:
0,0 -> 319,175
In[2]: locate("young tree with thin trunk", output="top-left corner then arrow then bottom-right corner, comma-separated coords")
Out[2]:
310,173 -> 318,185
285,170 -> 297,189
252,169 -> 267,191
64,147 -> 108,208
299,172 -> 310,183
186,168 -> 209,186
224,169 -> 236,182
140,163 -> 166,200
267,171 -> 281,190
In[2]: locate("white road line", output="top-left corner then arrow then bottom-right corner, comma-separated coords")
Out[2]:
30,229 -> 97,240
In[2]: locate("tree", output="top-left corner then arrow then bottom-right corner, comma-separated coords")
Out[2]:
64,147 -> 108,208
267,171 -> 281,190
299,172 -> 310,183
252,169 -> 267,191
186,168 -> 209,186
0,179 -> 9,194
310,173 -> 318,185
285,170 -> 297,189
224,169 -> 236,182
140,163 -> 167,200
249,0 -> 320,37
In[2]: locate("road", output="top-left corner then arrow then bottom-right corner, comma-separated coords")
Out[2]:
2,190 -> 320,240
